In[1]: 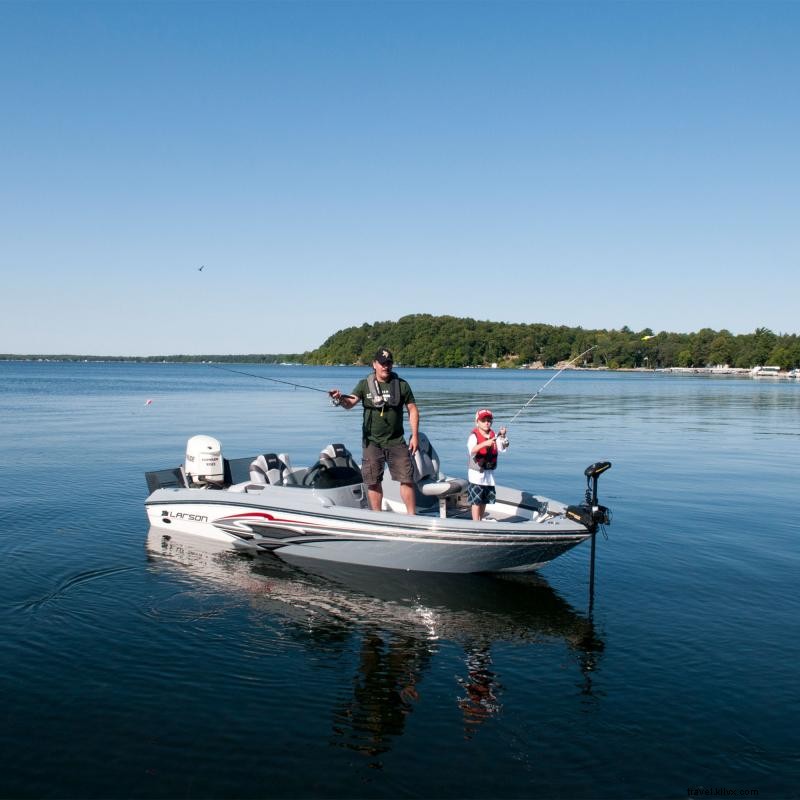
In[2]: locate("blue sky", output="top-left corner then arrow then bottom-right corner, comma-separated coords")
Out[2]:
1,0 -> 798,356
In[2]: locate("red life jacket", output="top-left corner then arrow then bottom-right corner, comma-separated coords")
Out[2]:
470,427 -> 498,471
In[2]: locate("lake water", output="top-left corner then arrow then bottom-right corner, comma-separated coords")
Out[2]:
1,362 -> 798,799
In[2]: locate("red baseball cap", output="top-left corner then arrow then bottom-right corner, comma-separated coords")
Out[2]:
475,409 -> 493,421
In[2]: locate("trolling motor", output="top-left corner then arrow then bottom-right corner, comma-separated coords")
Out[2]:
565,461 -> 612,532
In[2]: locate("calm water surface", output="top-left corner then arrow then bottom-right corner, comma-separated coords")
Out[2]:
1,363 -> 798,799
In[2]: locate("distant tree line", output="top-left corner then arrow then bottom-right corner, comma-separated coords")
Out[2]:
303,316 -> 800,370
3,317 -> 799,369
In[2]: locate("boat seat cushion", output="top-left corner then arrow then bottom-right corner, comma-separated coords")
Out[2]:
302,443 -> 363,488
412,433 -> 467,499
249,453 -> 288,486
418,477 -> 468,497
412,432 -> 440,482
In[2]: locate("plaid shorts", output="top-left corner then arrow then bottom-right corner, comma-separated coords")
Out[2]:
361,441 -> 415,485
467,483 -> 496,506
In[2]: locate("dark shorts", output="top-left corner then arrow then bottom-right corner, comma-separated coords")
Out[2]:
468,483 -> 496,506
362,441 -> 415,486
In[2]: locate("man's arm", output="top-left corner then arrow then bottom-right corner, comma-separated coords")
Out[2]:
328,389 -> 361,410
407,401 -> 419,454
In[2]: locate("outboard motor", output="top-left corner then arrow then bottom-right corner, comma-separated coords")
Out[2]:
185,435 -> 224,487
566,461 -> 612,531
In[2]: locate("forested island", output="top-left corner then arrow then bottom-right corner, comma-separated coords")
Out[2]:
4,314 -> 799,369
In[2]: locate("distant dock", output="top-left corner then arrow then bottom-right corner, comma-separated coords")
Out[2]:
657,365 -> 800,379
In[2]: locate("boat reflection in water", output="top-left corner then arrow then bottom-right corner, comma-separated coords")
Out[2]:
146,528 -> 604,761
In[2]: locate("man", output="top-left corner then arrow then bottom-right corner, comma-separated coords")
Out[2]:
329,347 -> 419,514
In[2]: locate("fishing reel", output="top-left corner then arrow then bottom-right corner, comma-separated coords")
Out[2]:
329,391 -> 357,408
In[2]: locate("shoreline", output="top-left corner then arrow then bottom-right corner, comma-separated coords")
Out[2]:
2,358 -> 798,379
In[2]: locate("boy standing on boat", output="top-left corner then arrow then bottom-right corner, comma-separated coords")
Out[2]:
467,409 -> 509,522
329,348 -> 419,514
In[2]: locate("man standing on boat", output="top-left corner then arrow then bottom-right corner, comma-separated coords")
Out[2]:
329,348 -> 419,514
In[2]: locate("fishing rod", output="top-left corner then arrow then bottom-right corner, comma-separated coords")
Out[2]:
506,345 -> 597,424
206,363 -> 330,395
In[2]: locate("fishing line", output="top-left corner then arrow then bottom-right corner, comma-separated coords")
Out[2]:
208,346 -> 596,416
507,345 -> 597,424
206,363 -> 330,394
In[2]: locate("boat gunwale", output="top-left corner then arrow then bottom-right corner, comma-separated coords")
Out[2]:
145,491 -> 591,542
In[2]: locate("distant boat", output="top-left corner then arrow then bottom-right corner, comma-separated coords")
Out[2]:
750,365 -> 783,378
708,365 -> 746,375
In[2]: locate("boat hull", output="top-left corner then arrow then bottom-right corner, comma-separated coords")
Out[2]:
145,487 -> 592,574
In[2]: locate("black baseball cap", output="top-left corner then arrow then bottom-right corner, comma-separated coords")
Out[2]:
374,347 -> 394,365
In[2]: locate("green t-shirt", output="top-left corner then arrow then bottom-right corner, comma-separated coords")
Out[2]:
352,373 -> 415,447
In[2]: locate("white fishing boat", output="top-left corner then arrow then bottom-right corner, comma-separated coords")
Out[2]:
750,365 -> 783,378
145,433 -> 612,574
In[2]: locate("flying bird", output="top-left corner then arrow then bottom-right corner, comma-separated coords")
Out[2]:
641,335 -> 655,341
